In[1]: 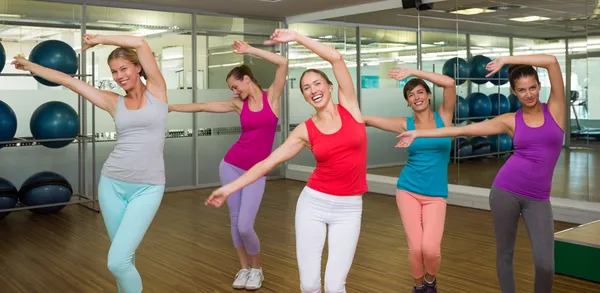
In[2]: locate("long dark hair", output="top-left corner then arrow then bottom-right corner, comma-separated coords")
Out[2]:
508,64 -> 540,90
226,64 -> 262,89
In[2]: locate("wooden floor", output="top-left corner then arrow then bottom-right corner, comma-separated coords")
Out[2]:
0,179 -> 599,293
368,147 -> 600,203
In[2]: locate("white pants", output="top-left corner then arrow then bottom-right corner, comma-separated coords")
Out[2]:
295,186 -> 363,293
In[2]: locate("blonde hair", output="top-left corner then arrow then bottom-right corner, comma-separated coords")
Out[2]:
107,47 -> 146,79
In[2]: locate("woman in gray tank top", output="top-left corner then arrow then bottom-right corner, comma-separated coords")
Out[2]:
13,33 -> 168,293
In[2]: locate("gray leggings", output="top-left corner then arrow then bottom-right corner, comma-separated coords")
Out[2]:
489,186 -> 554,293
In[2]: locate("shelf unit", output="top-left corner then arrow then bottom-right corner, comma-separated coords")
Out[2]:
0,51 -> 99,215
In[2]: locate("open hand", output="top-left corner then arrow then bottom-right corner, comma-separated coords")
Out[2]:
388,67 -> 415,81
485,57 -> 506,78
82,34 -> 102,51
395,130 -> 417,148
264,29 -> 297,45
205,186 -> 233,207
232,40 -> 252,54
11,55 -> 31,71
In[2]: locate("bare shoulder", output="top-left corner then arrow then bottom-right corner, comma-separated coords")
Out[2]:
339,103 -> 363,123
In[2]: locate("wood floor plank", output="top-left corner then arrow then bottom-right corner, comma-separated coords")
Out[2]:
0,179 -> 598,292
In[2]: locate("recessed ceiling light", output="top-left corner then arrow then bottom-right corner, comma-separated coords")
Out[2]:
449,8 -> 495,15
509,16 -> 551,22
258,0 -> 281,2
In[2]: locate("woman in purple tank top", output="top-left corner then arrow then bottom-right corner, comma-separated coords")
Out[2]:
396,54 -> 565,293
168,40 -> 287,290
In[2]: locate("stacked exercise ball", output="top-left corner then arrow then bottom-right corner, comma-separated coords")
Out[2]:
442,57 -> 469,85
30,101 -> 79,148
441,54 -> 510,85
29,40 -> 78,87
18,171 -> 73,214
0,100 -> 17,149
467,92 -> 492,122
0,177 -> 18,220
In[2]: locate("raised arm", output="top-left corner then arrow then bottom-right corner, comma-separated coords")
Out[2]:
233,41 -> 288,107
169,97 -> 241,114
486,55 -> 564,129
12,56 -> 118,116
265,29 -> 359,117
396,113 -> 514,148
205,123 -> 309,207
83,34 -> 167,102
363,115 -> 407,134
389,67 -> 456,125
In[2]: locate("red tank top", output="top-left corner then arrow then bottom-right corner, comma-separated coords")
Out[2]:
305,104 -> 368,196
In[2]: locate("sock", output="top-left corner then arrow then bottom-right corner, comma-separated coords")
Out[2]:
425,279 -> 435,285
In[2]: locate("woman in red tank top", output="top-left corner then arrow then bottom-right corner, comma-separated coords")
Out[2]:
206,28 -> 368,292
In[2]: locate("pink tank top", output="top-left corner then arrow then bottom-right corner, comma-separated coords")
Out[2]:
223,91 -> 278,171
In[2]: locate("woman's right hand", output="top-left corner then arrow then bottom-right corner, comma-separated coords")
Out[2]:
205,185 -> 234,208
264,29 -> 297,45
395,130 -> 417,148
11,55 -> 32,71
82,34 -> 103,51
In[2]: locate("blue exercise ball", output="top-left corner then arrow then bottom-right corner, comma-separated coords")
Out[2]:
489,93 -> 510,116
489,64 -> 509,85
470,136 -> 491,157
0,177 -> 18,220
29,40 -> 78,87
454,95 -> 469,120
469,55 -> 492,84
467,92 -> 492,122
0,100 -> 17,149
30,101 -> 79,149
442,57 -> 469,85
452,137 -> 472,158
488,134 -> 513,153
508,94 -> 523,112
0,42 -> 6,73
19,171 -> 72,214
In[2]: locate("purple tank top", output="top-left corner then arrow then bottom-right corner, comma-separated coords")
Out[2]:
223,91 -> 279,171
493,103 -> 564,200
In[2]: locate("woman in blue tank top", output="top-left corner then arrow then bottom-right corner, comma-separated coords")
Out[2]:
13,34 -> 168,293
363,67 -> 456,293
396,55 -> 565,293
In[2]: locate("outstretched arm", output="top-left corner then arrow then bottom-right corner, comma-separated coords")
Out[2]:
83,34 -> 167,102
363,115 -> 407,134
169,97 -> 241,114
12,56 -> 118,115
389,67 -> 456,125
486,54 -> 564,129
265,29 -> 359,118
205,123 -> 309,207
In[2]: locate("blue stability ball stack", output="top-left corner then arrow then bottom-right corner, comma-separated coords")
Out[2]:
29,40 -> 78,87
0,177 -> 18,220
19,171 -> 72,214
490,64 -> 509,85
467,92 -> 492,122
452,137 -> 472,158
470,136 -> 491,157
0,42 -> 6,73
488,134 -> 513,153
0,100 -> 17,149
454,95 -> 469,120
442,57 -> 469,85
489,93 -> 510,117
469,55 -> 492,84
508,94 -> 523,112
30,101 -> 79,148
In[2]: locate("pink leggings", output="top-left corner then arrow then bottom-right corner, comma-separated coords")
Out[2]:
396,189 -> 447,279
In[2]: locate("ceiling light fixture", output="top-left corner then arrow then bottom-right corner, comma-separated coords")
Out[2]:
509,16 -> 550,22
449,8 -> 495,15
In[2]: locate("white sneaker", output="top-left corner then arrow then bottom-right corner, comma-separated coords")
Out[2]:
245,268 -> 264,290
232,268 -> 250,289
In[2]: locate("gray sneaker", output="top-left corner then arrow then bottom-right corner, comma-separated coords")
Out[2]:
424,279 -> 438,293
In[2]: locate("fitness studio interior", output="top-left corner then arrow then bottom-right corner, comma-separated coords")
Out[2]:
0,0 -> 599,292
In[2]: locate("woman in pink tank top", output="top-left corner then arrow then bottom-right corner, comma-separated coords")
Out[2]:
396,54 -> 565,293
169,40 -> 287,290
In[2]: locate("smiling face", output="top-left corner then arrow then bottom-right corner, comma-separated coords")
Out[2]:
403,79 -> 431,113
109,58 -> 142,92
508,65 -> 542,108
300,70 -> 334,110
226,75 -> 251,100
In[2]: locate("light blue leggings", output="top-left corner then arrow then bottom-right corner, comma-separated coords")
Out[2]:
98,175 -> 164,293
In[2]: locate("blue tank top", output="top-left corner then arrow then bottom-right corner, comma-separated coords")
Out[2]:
396,112 -> 452,198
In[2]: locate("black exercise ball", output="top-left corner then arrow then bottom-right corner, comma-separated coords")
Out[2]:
19,171 -> 72,214
0,177 -> 18,220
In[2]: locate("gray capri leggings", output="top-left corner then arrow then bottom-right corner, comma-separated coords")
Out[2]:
489,186 -> 554,293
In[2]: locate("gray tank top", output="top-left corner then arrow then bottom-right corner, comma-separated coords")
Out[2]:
101,90 -> 168,185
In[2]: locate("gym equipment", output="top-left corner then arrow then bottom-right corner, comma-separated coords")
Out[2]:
19,171 -> 72,214
488,134 -> 513,153
508,94 -> 522,112
0,100 -> 17,149
29,39 -> 78,87
30,101 -> 79,148
489,93 -> 510,116
470,136 -> 491,156
442,57 -> 469,85
468,55 -> 492,84
0,42 -> 6,73
452,137 -> 472,157
0,177 -> 18,220
454,95 -> 469,120
489,64 -> 509,85
467,92 -> 492,122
